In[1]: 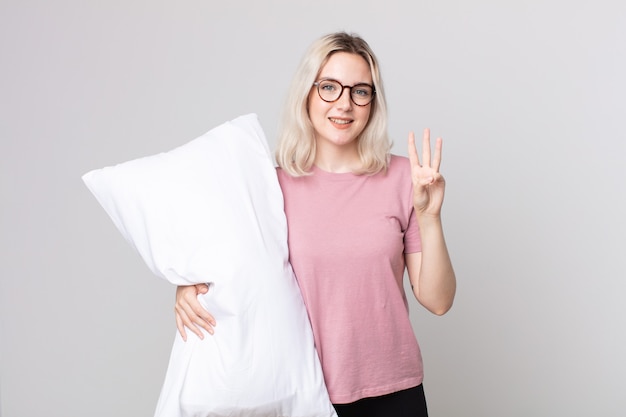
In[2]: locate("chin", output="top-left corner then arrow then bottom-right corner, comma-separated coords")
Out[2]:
327,136 -> 358,147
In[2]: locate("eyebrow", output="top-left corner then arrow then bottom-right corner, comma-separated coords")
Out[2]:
317,77 -> 374,86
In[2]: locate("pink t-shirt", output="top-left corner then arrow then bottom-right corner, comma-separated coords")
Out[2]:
277,155 -> 423,404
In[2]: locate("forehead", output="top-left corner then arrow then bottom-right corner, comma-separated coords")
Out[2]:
318,52 -> 372,84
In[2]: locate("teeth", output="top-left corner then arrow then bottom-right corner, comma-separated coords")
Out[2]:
330,118 -> 351,125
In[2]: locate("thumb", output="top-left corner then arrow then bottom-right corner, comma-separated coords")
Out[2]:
195,283 -> 209,294
418,176 -> 435,186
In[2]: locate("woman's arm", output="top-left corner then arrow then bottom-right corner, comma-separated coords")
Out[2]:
406,129 -> 457,315
405,225 -> 455,315
175,284 -> 216,340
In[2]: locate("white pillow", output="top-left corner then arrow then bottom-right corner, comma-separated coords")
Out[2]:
82,114 -> 337,417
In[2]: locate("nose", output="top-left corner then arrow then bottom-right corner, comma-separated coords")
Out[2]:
335,86 -> 353,109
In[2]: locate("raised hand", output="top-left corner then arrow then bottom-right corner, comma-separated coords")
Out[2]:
408,129 -> 446,217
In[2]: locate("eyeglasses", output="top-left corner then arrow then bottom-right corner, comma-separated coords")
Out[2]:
313,79 -> 376,106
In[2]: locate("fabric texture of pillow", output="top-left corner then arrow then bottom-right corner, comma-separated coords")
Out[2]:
82,114 -> 337,417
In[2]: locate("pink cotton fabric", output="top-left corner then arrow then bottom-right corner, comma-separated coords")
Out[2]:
277,155 -> 424,404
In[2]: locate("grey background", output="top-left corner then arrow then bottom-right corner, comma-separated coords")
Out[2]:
1,0 -> 625,416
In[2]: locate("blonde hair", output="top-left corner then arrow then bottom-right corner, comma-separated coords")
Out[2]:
275,32 -> 391,176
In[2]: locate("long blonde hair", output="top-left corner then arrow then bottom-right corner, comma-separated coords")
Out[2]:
275,32 -> 391,176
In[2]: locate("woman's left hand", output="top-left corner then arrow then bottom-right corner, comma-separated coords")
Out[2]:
408,128 -> 446,217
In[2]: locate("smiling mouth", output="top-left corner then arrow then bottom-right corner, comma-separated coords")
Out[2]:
329,118 -> 352,125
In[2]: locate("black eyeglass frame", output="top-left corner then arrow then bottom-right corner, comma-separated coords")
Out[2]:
312,78 -> 376,107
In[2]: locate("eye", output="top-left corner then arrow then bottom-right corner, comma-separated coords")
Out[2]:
353,85 -> 372,97
320,81 -> 338,92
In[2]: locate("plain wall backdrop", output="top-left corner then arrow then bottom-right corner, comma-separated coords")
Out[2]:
1,1 -> 625,416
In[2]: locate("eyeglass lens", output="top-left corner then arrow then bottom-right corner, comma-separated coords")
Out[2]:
316,80 -> 374,106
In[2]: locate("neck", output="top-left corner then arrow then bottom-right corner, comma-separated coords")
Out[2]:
314,140 -> 362,173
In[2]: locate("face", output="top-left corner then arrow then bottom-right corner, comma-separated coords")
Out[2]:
308,52 -> 373,150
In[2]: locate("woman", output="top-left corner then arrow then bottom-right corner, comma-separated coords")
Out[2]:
174,32 -> 456,416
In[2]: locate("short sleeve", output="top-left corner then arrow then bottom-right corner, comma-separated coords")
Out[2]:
403,206 -> 422,254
